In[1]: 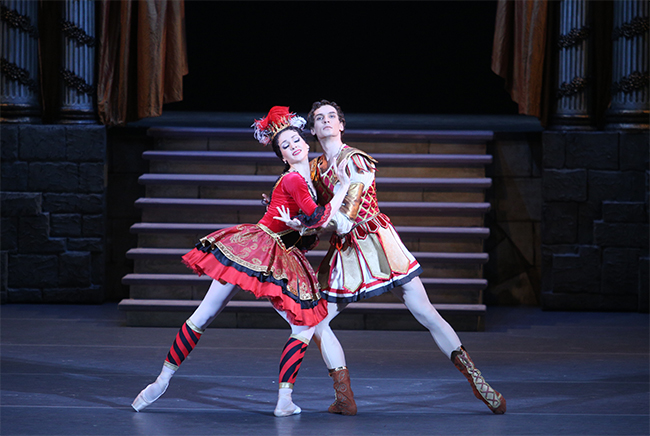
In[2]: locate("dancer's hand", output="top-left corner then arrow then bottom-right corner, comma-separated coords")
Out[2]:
274,205 -> 303,231
335,160 -> 351,187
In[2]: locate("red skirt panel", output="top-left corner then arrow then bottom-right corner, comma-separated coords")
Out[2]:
181,223 -> 327,326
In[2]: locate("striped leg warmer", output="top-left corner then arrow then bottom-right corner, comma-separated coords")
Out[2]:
164,319 -> 204,370
278,334 -> 309,388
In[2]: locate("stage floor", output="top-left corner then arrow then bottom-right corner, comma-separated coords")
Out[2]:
2,303 -> 648,436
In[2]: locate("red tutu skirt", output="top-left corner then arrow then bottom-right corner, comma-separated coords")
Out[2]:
181,223 -> 327,326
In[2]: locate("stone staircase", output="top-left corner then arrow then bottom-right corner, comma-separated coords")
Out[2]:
118,127 -> 493,331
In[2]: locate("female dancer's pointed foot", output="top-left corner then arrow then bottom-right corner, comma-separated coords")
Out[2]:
274,403 -> 301,417
131,380 -> 169,412
274,388 -> 302,417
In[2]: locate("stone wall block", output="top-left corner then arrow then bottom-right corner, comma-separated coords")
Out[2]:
42,193 -> 104,214
42,286 -> 103,303
1,192 -> 42,217
543,169 -> 587,202
28,162 -> 79,192
18,214 -> 66,253
1,125 -> 19,161
620,133 -> 650,171
1,218 -> 18,252
593,222 -> 649,248
541,293 -> 604,311
588,171 -> 646,205
66,126 -> 107,162
542,132 -> 566,169
67,238 -> 103,252
19,126 -> 66,161
8,254 -> 58,288
59,252 -> 91,287
541,245 -> 578,294
82,215 -> 104,237
639,257 -> 649,313
7,288 -> 43,303
577,203 -> 597,244
50,214 -> 82,237
599,294 -> 640,311
1,251 -> 7,304
542,203 -> 577,244
79,163 -> 106,193
1,162 -> 28,191
566,132 -> 619,170
602,202 -> 648,223
552,246 -> 601,294
602,248 -> 641,295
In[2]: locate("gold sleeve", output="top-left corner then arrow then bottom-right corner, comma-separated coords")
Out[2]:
339,182 -> 365,221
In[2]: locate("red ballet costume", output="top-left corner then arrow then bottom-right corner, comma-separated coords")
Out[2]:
181,171 -> 331,326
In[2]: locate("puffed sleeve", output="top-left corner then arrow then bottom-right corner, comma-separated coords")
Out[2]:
283,172 -> 332,228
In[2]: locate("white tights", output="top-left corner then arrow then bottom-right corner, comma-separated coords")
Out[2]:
143,279 -> 313,416
313,276 -> 462,369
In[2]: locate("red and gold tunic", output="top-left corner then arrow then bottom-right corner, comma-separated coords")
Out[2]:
181,172 -> 330,326
311,145 -> 422,303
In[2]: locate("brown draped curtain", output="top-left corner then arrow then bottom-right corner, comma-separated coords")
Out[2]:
492,0 -> 553,125
97,0 -> 188,127
492,1 -> 614,128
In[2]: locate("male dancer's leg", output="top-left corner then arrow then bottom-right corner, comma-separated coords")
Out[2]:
132,280 -> 238,411
313,301 -> 357,415
393,276 -> 506,414
273,309 -> 316,417
391,277 -> 461,357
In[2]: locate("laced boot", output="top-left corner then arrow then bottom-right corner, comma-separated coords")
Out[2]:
451,346 -> 506,414
327,367 -> 357,415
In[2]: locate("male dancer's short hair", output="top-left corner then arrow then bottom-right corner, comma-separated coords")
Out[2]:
306,99 -> 346,132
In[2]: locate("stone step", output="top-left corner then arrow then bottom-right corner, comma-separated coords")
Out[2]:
146,126 -> 493,143
134,198 -> 491,215
143,150 -> 493,167
122,273 -> 488,290
138,173 -> 492,191
125,248 -> 489,264
117,297 -> 487,331
130,222 -> 490,239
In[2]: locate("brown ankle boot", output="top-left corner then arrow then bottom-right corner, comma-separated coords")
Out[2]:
328,367 -> 357,415
451,346 -> 506,414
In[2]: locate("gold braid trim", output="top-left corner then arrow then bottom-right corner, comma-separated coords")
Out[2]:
290,334 -> 310,345
336,146 -> 378,168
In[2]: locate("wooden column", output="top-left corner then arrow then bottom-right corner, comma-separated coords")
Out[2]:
605,0 -> 649,130
549,0 -> 594,130
0,1 -> 40,123
59,0 -> 97,123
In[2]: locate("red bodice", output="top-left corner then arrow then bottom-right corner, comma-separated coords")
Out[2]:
258,171 -> 329,232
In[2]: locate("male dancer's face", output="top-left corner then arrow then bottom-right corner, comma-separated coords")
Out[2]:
310,105 -> 344,141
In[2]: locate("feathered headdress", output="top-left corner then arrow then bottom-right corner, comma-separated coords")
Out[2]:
252,106 -> 306,146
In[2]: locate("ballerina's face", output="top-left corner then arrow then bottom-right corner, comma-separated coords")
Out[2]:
277,129 -> 309,166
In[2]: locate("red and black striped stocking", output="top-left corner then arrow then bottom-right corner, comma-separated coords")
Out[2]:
278,335 -> 309,387
164,319 -> 204,370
